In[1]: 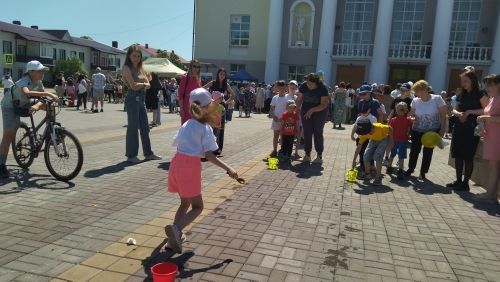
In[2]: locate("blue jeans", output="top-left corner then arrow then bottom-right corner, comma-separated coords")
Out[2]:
125,91 -> 153,157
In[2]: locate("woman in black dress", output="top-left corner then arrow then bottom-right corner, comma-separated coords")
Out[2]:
447,69 -> 488,191
146,72 -> 161,126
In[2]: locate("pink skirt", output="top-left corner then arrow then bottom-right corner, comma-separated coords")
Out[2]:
168,152 -> 202,198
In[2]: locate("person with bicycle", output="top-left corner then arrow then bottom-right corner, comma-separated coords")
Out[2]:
0,60 -> 59,178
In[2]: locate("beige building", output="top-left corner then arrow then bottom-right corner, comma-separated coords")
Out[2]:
195,0 -> 500,93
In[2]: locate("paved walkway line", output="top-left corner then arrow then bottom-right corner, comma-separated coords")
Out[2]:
53,151 -> 269,282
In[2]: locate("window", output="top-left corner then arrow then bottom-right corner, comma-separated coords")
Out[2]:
230,15 -> 250,46
78,52 -> 85,63
92,52 -> 99,65
40,43 -> 51,58
230,64 -> 245,76
289,1 -> 315,48
115,58 -> 121,67
53,48 -> 57,60
287,65 -> 307,82
16,44 -> 27,56
341,0 -> 375,44
107,56 -> 114,66
390,0 -> 426,45
450,0 -> 481,46
100,53 -> 108,66
2,41 -> 12,53
59,49 -> 66,60
70,51 -> 77,58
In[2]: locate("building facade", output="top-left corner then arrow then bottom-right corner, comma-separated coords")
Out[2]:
195,0 -> 500,92
0,20 -> 126,82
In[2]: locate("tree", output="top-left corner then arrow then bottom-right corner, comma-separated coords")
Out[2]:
52,57 -> 87,79
168,51 -> 187,71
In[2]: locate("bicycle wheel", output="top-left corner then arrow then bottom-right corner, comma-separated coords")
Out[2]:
44,128 -> 83,182
12,122 -> 35,169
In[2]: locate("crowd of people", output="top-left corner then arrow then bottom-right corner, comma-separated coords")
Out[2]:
1,50 -> 499,254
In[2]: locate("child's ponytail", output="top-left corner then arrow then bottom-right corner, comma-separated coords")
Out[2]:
190,102 -> 211,123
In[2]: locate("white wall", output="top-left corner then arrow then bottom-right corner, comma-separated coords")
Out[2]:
0,32 -> 16,76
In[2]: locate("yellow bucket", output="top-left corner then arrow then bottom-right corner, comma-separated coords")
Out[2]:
268,157 -> 279,170
347,168 -> 358,182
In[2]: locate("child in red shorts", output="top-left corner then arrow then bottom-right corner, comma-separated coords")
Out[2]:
165,88 -> 239,253
281,100 -> 299,162
387,102 -> 412,179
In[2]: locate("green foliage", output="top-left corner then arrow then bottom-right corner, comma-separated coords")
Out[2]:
156,49 -> 187,71
52,57 -> 87,78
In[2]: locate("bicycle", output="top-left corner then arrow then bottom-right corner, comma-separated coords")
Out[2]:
11,97 -> 84,182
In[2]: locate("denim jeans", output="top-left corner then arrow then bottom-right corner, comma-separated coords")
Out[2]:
125,90 -> 153,157
301,109 -> 327,156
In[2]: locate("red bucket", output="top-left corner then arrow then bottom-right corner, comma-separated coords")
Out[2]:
151,262 -> 178,282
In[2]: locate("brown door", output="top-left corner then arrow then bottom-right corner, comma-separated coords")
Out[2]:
336,65 -> 365,89
448,69 -> 483,93
388,65 -> 426,88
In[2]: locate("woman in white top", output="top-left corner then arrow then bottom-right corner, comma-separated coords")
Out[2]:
406,80 -> 447,180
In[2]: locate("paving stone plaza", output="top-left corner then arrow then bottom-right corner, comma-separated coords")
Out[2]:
0,103 -> 499,282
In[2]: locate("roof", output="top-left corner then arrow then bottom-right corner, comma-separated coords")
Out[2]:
0,20 -> 125,55
0,21 -> 58,43
125,44 -> 189,64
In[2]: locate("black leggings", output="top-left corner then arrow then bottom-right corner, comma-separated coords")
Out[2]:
77,92 -> 87,109
301,110 -> 327,156
455,158 -> 474,183
408,130 -> 436,175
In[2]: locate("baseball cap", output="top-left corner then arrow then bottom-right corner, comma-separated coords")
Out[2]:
355,118 -> 373,135
289,80 -> 298,86
286,100 -> 297,107
211,91 -> 223,100
358,84 -> 372,95
96,67 -> 102,71
400,83 -> 411,90
26,60 -> 49,72
189,88 -> 213,107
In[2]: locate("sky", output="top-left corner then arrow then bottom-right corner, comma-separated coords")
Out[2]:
4,0 -> 195,60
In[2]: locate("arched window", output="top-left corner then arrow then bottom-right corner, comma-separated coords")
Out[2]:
289,0 -> 315,48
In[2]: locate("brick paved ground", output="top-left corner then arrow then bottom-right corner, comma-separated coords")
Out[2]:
0,103 -> 499,282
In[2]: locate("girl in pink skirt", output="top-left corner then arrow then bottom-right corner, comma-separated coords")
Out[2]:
165,88 -> 239,253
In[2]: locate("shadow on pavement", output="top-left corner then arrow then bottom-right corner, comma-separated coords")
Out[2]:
0,166 -> 75,193
141,238 -> 232,281
408,178 -> 452,195
84,161 -> 136,178
290,162 -> 324,178
157,162 -> 171,171
354,182 -> 393,195
456,192 -> 500,216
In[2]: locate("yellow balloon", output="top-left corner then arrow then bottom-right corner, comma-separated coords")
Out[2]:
421,132 -> 441,148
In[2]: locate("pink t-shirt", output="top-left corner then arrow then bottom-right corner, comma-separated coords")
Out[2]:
179,75 -> 201,124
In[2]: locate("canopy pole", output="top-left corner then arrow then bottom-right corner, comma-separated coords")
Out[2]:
191,0 -> 196,61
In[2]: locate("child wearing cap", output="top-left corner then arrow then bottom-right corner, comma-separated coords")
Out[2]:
0,61 -> 59,178
281,100 -> 299,161
351,117 -> 392,185
387,102 -> 413,179
165,88 -> 239,254
269,80 -> 295,157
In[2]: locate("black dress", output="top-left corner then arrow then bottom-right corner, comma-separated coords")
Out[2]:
451,90 -> 485,160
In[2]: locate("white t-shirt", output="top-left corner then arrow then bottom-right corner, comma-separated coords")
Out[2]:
2,78 -> 14,88
356,114 -> 377,124
173,119 -> 218,157
270,94 -> 295,118
390,89 -> 400,99
411,94 -> 446,132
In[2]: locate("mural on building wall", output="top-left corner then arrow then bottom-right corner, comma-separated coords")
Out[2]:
290,2 -> 314,47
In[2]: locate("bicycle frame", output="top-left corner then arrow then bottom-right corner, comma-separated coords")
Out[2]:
25,100 -> 64,157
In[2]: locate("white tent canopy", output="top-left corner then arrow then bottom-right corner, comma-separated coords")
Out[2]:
142,57 -> 186,77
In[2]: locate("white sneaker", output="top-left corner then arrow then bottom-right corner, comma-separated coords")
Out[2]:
145,154 -> 162,161
300,155 -> 311,162
166,232 -> 187,250
164,225 -> 182,253
127,156 -> 141,163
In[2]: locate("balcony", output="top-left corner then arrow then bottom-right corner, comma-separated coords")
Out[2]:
448,46 -> 492,64
15,55 -> 54,66
389,44 -> 431,61
91,64 -> 116,71
332,43 -> 373,59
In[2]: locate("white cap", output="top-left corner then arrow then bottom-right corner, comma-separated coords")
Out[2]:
189,88 -> 213,107
289,80 -> 298,86
26,60 -> 49,71
464,65 -> 475,72
96,67 -> 102,71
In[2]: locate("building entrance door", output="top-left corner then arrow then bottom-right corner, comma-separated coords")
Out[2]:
336,65 -> 365,89
388,65 -> 426,88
